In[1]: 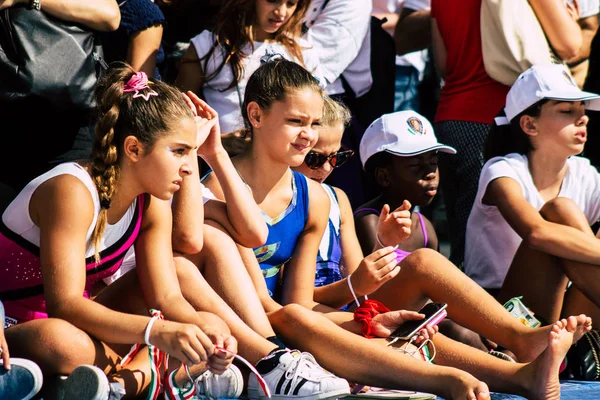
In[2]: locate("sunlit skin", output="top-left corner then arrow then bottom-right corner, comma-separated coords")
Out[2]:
254,0 -> 298,41
385,151 -> 440,208
292,122 -> 344,183
130,117 -> 198,201
526,100 -> 588,160
249,88 -> 323,168
354,152 -> 440,255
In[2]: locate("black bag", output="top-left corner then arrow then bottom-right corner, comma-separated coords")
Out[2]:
0,5 -> 107,111
561,330 -> 600,381
303,0 -> 396,130
342,15 -> 396,131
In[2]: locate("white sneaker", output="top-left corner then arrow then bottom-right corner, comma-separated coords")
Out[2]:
0,358 -> 43,400
248,350 -> 350,400
58,365 -> 125,400
194,364 -> 244,399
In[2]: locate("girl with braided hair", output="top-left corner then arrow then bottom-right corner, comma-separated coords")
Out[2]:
0,64 -> 237,399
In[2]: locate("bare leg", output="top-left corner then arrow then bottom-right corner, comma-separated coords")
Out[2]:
271,304 -> 576,400
434,317 -> 578,400
437,319 -> 490,353
562,286 -> 600,323
367,248 -> 561,362
500,197 -> 600,323
269,304 -> 490,400
174,223 -> 280,363
6,269 -> 221,397
5,315 -> 152,397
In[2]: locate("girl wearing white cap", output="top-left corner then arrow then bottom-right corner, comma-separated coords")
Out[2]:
204,60 -> 593,400
465,64 -> 600,325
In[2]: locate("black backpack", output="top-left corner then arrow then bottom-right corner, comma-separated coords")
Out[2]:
343,15 -> 396,131
303,0 -> 396,130
0,5 -> 107,111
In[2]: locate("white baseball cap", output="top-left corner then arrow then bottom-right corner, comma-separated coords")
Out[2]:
359,111 -> 456,169
496,64 -> 600,125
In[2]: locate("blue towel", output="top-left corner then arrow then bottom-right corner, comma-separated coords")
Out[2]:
491,380 -> 600,399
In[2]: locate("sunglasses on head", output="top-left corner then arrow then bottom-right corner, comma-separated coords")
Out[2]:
304,149 -> 354,170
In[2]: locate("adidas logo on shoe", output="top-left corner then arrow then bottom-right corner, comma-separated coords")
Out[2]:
248,350 -> 350,400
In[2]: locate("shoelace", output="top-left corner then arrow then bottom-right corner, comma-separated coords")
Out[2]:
121,312 -> 271,400
121,310 -> 195,400
285,351 -> 334,384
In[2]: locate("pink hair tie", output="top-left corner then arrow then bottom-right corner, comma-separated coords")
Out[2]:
123,71 -> 158,101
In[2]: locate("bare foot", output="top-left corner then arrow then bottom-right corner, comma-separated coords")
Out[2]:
520,317 -> 578,400
570,314 -> 592,343
448,374 -> 490,400
516,314 -> 591,362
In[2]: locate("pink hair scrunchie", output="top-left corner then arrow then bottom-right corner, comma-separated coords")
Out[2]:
123,72 -> 157,100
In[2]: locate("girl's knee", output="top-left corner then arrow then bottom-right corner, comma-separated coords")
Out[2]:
540,197 -> 588,227
197,311 -> 231,335
43,319 -> 96,365
401,248 -> 448,274
270,303 -> 311,327
8,318 -> 96,373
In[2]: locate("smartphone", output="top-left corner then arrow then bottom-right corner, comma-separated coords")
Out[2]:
389,303 -> 448,340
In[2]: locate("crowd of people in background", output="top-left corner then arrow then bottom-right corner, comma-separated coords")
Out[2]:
2,0 -> 600,399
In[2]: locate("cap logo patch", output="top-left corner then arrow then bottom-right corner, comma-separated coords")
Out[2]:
407,117 -> 426,136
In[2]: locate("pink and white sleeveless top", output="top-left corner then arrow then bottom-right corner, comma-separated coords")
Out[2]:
0,163 -> 144,324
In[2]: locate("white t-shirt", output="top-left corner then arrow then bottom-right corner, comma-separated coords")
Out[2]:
567,0 -> 600,18
191,31 -> 322,134
371,0 -> 430,80
303,0 -> 373,96
465,153 -> 600,289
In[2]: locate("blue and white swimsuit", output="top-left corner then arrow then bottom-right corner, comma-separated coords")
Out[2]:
253,171 -> 309,297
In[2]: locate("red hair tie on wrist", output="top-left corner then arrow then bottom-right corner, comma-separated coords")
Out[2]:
353,299 -> 390,338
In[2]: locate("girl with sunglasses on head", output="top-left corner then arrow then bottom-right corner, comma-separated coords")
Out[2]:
0,65 -> 238,399
202,58 -> 593,400
465,64 -> 600,326
175,0 -> 322,145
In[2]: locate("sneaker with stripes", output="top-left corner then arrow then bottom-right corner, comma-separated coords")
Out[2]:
248,350 -> 349,400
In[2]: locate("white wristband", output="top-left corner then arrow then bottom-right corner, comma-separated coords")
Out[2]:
347,274 -> 366,308
144,315 -> 159,346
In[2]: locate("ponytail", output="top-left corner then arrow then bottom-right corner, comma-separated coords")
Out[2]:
484,100 -> 547,162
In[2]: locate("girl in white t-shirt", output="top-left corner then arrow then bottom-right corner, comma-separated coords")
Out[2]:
175,0 -> 321,138
465,64 -> 600,324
